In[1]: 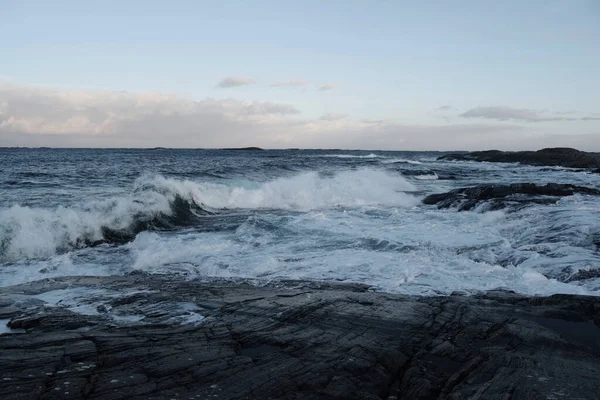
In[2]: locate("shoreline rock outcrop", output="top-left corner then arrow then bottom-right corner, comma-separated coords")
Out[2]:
423,183 -> 600,211
439,147 -> 600,169
1,276 -> 599,399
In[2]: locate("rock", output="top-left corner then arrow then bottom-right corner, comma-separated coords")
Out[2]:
91,195 -> 213,247
223,147 -> 265,151
0,276 -> 599,399
439,147 -> 600,169
565,269 -> 600,283
397,169 -> 435,176
423,183 -> 600,211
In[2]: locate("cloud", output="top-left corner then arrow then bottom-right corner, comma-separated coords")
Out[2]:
0,83 -> 297,146
1,83 -> 599,151
216,76 -> 257,88
317,84 -> 339,91
459,106 -> 566,122
436,105 -> 453,111
360,119 -> 388,125
553,111 -> 575,115
319,113 -> 348,121
271,80 -> 311,87
460,106 -> 600,123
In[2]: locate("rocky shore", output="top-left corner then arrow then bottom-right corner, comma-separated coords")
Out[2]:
1,275 -> 599,399
422,183 -> 600,211
439,147 -> 600,169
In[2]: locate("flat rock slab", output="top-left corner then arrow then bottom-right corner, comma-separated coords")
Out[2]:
1,276 -> 600,399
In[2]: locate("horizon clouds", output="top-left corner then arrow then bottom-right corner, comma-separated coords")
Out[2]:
1,82 -> 599,151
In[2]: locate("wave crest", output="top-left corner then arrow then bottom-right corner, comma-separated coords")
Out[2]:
0,169 -> 417,260
317,153 -> 382,159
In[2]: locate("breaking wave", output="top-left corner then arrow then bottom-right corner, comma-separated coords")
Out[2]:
381,158 -> 422,165
317,153 -> 383,159
0,169 -> 418,261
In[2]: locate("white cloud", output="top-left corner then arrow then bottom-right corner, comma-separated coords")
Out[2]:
460,106 -> 573,122
553,110 -> 575,115
1,83 -> 599,150
216,76 -> 257,88
0,83 -> 297,146
460,106 -> 600,123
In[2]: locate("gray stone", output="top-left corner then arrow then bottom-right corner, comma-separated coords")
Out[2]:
0,276 -> 599,399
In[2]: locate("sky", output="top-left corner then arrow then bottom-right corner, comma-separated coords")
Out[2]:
0,0 -> 599,150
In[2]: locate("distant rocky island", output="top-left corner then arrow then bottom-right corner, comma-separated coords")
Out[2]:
223,146 -> 265,151
439,147 -> 600,169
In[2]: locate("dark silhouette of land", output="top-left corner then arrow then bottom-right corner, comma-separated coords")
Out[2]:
439,147 -> 600,169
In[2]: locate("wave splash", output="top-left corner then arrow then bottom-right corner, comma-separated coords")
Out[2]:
0,169 -> 417,261
317,153 -> 382,159
0,181 -> 209,261
192,169 -> 417,210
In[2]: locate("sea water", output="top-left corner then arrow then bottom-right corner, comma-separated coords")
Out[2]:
1,148 -> 599,296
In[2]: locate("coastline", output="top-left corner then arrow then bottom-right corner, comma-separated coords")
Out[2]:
1,275 -> 599,399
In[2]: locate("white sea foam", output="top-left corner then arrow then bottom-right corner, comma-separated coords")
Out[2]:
0,205 -> 103,260
0,169 -> 418,261
317,153 -> 383,159
0,186 -> 174,260
0,319 -> 25,335
31,287 -> 203,326
413,173 -> 439,180
123,204 -> 598,297
34,288 -> 120,315
3,152 -> 599,299
381,158 -> 423,165
3,194 -> 599,296
187,169 -> 418,210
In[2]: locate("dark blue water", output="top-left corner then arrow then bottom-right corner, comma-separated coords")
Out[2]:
1,148 -> 599,295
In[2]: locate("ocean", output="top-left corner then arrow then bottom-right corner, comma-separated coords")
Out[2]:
1,148 -> 599,296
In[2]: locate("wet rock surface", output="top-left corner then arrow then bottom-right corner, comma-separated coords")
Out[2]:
1,275 -> 600,400
422,183 -> 600,211
439,147 -> 600,169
